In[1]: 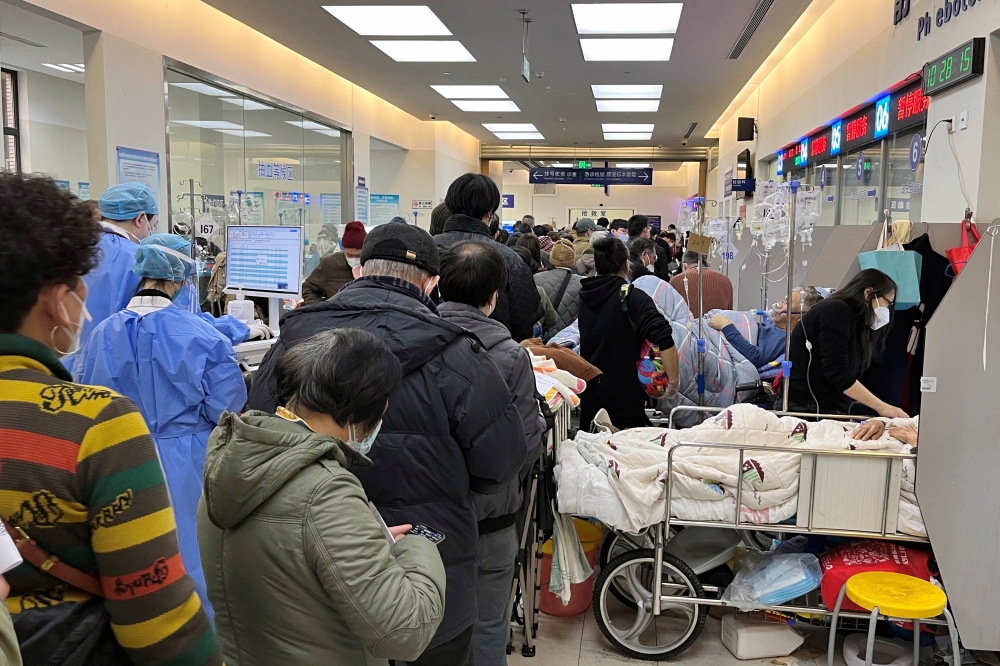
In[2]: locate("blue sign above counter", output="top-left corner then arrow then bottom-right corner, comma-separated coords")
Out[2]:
530,167 -> 653,186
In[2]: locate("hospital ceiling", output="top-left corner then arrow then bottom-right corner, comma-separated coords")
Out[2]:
200,1 -> 812,148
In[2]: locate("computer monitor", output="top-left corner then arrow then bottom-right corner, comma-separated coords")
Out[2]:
224,226 -> 303,298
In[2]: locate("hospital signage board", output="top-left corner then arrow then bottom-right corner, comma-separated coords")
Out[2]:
530,167 -> 653,186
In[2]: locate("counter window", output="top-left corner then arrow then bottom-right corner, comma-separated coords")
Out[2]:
840,147 -> 882,226
884,127 -> 925,223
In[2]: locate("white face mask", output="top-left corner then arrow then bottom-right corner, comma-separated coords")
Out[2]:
347,420 -> 382,456
346,256 -> 361,268
52,291 -> 92,357
871,303 -> 891,330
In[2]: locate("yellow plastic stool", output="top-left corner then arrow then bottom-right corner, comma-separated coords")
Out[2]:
826,572 -> 960,666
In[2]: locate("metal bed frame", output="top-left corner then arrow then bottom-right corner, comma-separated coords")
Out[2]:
590,404 -> 953,662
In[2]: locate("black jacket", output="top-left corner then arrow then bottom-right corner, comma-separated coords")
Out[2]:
434,214 -> 543,341
247,278 -> 527,646
578,275 -> 675,429
788,298 -> 864,414
300,251 -> 354,304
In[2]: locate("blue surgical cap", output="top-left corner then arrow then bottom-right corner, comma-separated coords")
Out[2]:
99,182 -> 159,221
134,234 -> 194,282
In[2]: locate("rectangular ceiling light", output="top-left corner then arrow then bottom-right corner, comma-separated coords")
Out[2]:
433,85 -> 507,99
451,100 -> 519,112
169,82 -> 234,97
616,163 -> 650,168
596,99 -> 660,112
572,3 -> 683,34
218,130 -> 272,138
221,98 -> 273,111
42,63 -> 75,73
604,132 -> 652,140
313,129 -> 342,137
323,5 -> 451,35
580,38 -> 673,61
551,163 -> 574,167
370,40 -> 475,62
285,120 -> 330,130
62,64 -> 85,73
482,123 -> 536,132
493,132 -> 544,140
591,84 -> 662,99
602,123 -> 654,132
173,120 -> 246,130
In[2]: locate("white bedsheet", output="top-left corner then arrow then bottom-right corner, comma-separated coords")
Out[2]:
554,405 -> 925,537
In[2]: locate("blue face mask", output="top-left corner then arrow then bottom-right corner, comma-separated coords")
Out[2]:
347,420 -> 382,456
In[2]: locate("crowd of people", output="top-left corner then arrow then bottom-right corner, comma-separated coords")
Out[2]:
0,170 -> 908,666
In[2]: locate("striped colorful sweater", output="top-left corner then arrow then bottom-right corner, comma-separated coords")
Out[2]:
0,334 -> 221,666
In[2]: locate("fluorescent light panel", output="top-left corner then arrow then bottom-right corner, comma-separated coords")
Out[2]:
604,132 -> 652,140
285,120 -> 329,130
323,5 -> 451,35
62,64 -> 85,73
169,82 -> 234,97
580,38 -> 673,61
451,99 -> 519,112
220,98 -> 273,111
370,40 -> 475,62
482,123 -> 536,132
616,163 -> 650,168
591,85 -> 662,99
432,85 -> 507,99
572,3 -> 683,34
173,120 -> 246,130
596,99 -> 660,112
493,132 -> 544,140
313,129 -> 342,137
42,63 -> 74,73
550,163 -> 574,167
218,130 -> 272,138
602,123 -> 654,132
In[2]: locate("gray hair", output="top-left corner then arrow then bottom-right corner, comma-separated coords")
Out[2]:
590,230 -> 610,247
362,258 -> 433,286
797,286 -> 824,312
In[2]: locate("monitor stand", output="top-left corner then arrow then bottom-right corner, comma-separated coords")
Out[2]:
268,297 -> 282,335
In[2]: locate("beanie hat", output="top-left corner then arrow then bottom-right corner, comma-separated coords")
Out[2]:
361,222 -> 440,275
341,221 -> 367,250
550,240 -> 576,268
538,235 -> 554,252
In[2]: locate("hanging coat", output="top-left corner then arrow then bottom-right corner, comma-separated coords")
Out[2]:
75,296 -> 248,619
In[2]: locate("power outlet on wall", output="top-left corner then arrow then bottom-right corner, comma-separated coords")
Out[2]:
959,110 -> 969,130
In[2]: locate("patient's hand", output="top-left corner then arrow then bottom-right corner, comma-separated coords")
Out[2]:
708,315 -> 732,331
887,425 -> 918,447
852,420 -> 885,441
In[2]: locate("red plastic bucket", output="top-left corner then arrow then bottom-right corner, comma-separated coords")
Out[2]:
538,519 -> 604,617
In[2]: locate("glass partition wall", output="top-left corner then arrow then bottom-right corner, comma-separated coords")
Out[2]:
166,68 -> 347,281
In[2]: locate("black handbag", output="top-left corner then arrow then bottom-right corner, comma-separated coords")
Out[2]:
14,598 -> 131,666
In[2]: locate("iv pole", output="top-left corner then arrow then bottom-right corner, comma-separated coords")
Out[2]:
781,180 -> 800,412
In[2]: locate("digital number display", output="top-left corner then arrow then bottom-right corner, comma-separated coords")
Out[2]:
922,38 -> 985,97
830,121 -> 842,156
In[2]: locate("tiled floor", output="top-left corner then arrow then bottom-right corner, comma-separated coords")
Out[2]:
507,608 -> 856,666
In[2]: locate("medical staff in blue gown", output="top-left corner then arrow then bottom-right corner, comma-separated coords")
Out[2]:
76,234 -> 249,620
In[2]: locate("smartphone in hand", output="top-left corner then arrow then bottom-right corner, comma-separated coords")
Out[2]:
408,524 -> 446,545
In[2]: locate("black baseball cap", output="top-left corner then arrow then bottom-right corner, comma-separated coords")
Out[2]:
360,223 -> 440,275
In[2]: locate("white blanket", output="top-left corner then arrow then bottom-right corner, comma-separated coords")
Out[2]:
554,405 -> 925,536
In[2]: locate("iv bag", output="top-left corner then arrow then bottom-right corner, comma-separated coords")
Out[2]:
795,190 -> 822,246
677,200 -> 699,233
707,217 -> 728,241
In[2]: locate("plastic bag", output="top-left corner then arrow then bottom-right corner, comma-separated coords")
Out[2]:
721,553 -> 822,612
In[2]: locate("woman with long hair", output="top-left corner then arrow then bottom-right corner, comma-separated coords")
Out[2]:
577,235 -> 679,429
515,233 -> 544,272
787,268 -> 907,417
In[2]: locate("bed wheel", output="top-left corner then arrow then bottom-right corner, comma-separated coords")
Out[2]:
599,532 -> 654,609
592,548 -> 707,661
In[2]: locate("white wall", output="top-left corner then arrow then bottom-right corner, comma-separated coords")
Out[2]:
712,0 -> 1000,223
17,69 -> 88,194
501,166 -> 696,229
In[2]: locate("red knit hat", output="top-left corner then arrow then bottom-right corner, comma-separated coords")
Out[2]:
341,221 -> 367,249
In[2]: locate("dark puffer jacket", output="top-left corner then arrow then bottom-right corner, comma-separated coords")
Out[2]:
247,278 -> 527,646
534,268 -> 583,341
434,214 -> 543,341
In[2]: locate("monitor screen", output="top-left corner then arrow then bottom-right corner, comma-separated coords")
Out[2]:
225,226 -> 303,297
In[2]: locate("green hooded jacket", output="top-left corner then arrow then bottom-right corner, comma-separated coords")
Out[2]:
197,411 -> 446,665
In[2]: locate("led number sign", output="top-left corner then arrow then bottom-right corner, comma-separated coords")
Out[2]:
830,121 -> 843,156
891,85 -> 929,133
874,95 -> 891,139
922,37 -> 985,96
795,138 -> 809,167
775,150 -> 784,176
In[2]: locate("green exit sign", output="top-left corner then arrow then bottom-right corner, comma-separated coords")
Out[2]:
591,184 -> 603,188
578,161 -> 592,168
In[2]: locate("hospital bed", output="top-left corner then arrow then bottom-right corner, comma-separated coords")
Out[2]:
553,405 -> 950,661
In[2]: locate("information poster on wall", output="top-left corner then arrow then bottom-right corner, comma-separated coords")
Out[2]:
78,183 -> 90,199
116,147 -> 161,205
53,180 -> 70,190
230,190 -> 264,225
320,194 -> 341,226
370,194 -> 400,225
356,186 -> 369,223
568,208 -> 634,226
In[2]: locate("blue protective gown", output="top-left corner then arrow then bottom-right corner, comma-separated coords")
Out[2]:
75,300 -> 248,619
